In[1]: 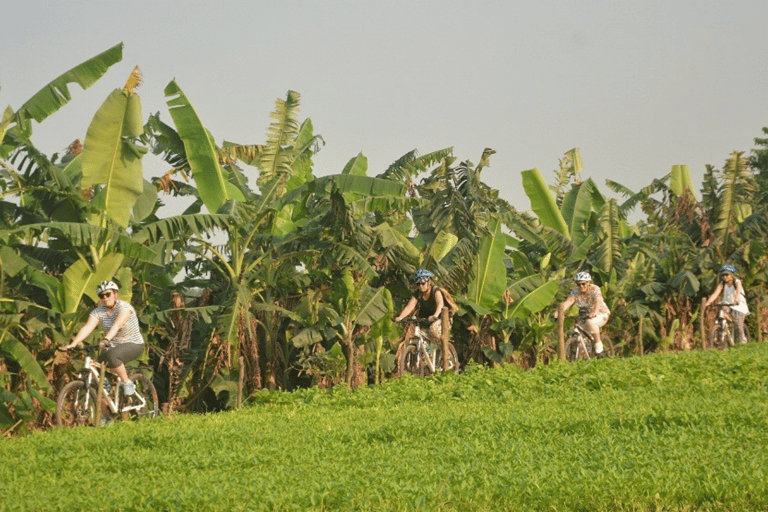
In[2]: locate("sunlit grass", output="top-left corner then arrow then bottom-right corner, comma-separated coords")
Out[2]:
2,344 -> 767,511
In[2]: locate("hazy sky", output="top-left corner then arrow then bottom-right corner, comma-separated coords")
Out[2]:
3,0 -> 768,216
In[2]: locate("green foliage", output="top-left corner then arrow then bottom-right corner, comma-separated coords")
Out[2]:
6,43 -> 123,142
1,345 -> 766,510
163,80 -> 245,213
81,82 -> 146,227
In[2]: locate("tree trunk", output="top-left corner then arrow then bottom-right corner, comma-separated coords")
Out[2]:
237,356 -> 244,409
557,304 -> 565,360
344,336 -> 355,388
700,298 -> 706,349
441,307 -> 450,372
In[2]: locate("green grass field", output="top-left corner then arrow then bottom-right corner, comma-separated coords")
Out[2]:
2,344 -> 767,511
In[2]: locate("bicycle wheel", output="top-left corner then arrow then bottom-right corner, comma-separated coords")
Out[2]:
121,374 -> 159,420
709,323 -> 728,350
435,342 -> 460,374
565,335 -> 590,361
399,344 -> 424,377
600,338 -> 615,358
56,381 -> 108,427
741,325 -> 751,344
723,326 -> 735,348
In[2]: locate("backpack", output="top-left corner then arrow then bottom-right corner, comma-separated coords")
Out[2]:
437,287 -> 459,316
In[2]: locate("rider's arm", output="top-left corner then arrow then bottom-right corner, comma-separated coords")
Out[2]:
704,282 -> 723,308
394,297 -> 418,322
103,306 -> 132,342
556,295 -> 575,318
590,286 -> 604,318
428,290 -> 445,322
735,279 -> 747,305
64,315 -> 100,349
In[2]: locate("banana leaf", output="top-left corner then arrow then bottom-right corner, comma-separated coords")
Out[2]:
342,153 -> 368,176
521,168 -> 570,238
468,219 -> 507,309
0,331 -> 52,393
508,279 -> 560,319
11,43 -> 123,137
81,88 -> 146,227
669,164 -> 695,199
164,80 -> 245,214
61,253 -> 124,313
561,179 -> 596,247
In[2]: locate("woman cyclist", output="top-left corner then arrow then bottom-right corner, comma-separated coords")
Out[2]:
59,280 -> 145,395
703,264 -> 749,344
394,269 -> 446,342
557,271 -> 610,356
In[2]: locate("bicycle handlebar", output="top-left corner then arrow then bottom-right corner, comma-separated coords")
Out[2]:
397,316 -> 432,327
57,344 -> 100,354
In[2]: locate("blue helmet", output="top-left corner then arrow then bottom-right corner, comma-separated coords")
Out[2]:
720,264 -> 736,275
412,268 -> 433,284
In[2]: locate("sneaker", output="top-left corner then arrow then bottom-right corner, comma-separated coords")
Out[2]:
122,381 -> 136,396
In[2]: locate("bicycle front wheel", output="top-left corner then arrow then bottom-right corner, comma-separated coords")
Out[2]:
435,342 -> 460,374
56,381 -> 105,427
399,344 -> 424,377
565,336 -> 590,361
710,323 -> 729,350
121,374 -> 159,420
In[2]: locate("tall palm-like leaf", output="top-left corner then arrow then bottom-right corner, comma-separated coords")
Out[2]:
714,151 -> 753,255
164,80 -> 245,213
377,147 -> 454,183
6,43 -> 123,143
521,168 -> 570,237
258,90 -> 301,192
467,219 -> 506,309
594,199 -> 622,273
669,164 -> 695,199
560,179 -> 597,247
81,67 -> 147,228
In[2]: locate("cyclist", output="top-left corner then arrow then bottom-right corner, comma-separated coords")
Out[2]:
59,280 -> 145,395
557,271 -> 610,356
394,269 -> 446,342
703,264 -> 749,344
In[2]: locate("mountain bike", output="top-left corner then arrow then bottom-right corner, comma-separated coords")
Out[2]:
398,317 -> 459,377
564,307 -> 613,361
708,303 -> 750,350
55,344 -> 159,427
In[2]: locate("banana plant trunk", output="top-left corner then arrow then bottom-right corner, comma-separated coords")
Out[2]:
344,334 -> 355,388
441,307 -> 450,372
558,304 -> 566,360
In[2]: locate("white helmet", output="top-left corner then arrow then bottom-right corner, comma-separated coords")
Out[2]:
96,280 -> 119,295
574,271 -> 592,282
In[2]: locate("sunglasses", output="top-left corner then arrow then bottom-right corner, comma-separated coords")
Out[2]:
576,282 -> 589,286
98,291 -> 114,299
415,280 -> 429,286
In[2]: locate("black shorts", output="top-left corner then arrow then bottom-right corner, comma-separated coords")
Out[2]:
98,343 -> 144,369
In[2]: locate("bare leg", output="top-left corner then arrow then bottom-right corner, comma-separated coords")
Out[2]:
113,364 -> 130,383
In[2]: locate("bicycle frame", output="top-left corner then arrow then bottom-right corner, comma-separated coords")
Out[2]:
710,303 -> 737,348
75,348 -> 149,416
565,308 -> 596,360
409,324 -> 438,374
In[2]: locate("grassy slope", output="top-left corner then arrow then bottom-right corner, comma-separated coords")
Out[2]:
1,344 -> 767,511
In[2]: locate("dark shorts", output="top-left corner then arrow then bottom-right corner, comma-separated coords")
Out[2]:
98,343 -> 144,368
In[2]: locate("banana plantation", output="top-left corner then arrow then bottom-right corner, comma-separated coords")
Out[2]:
2,43 -> 767,435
